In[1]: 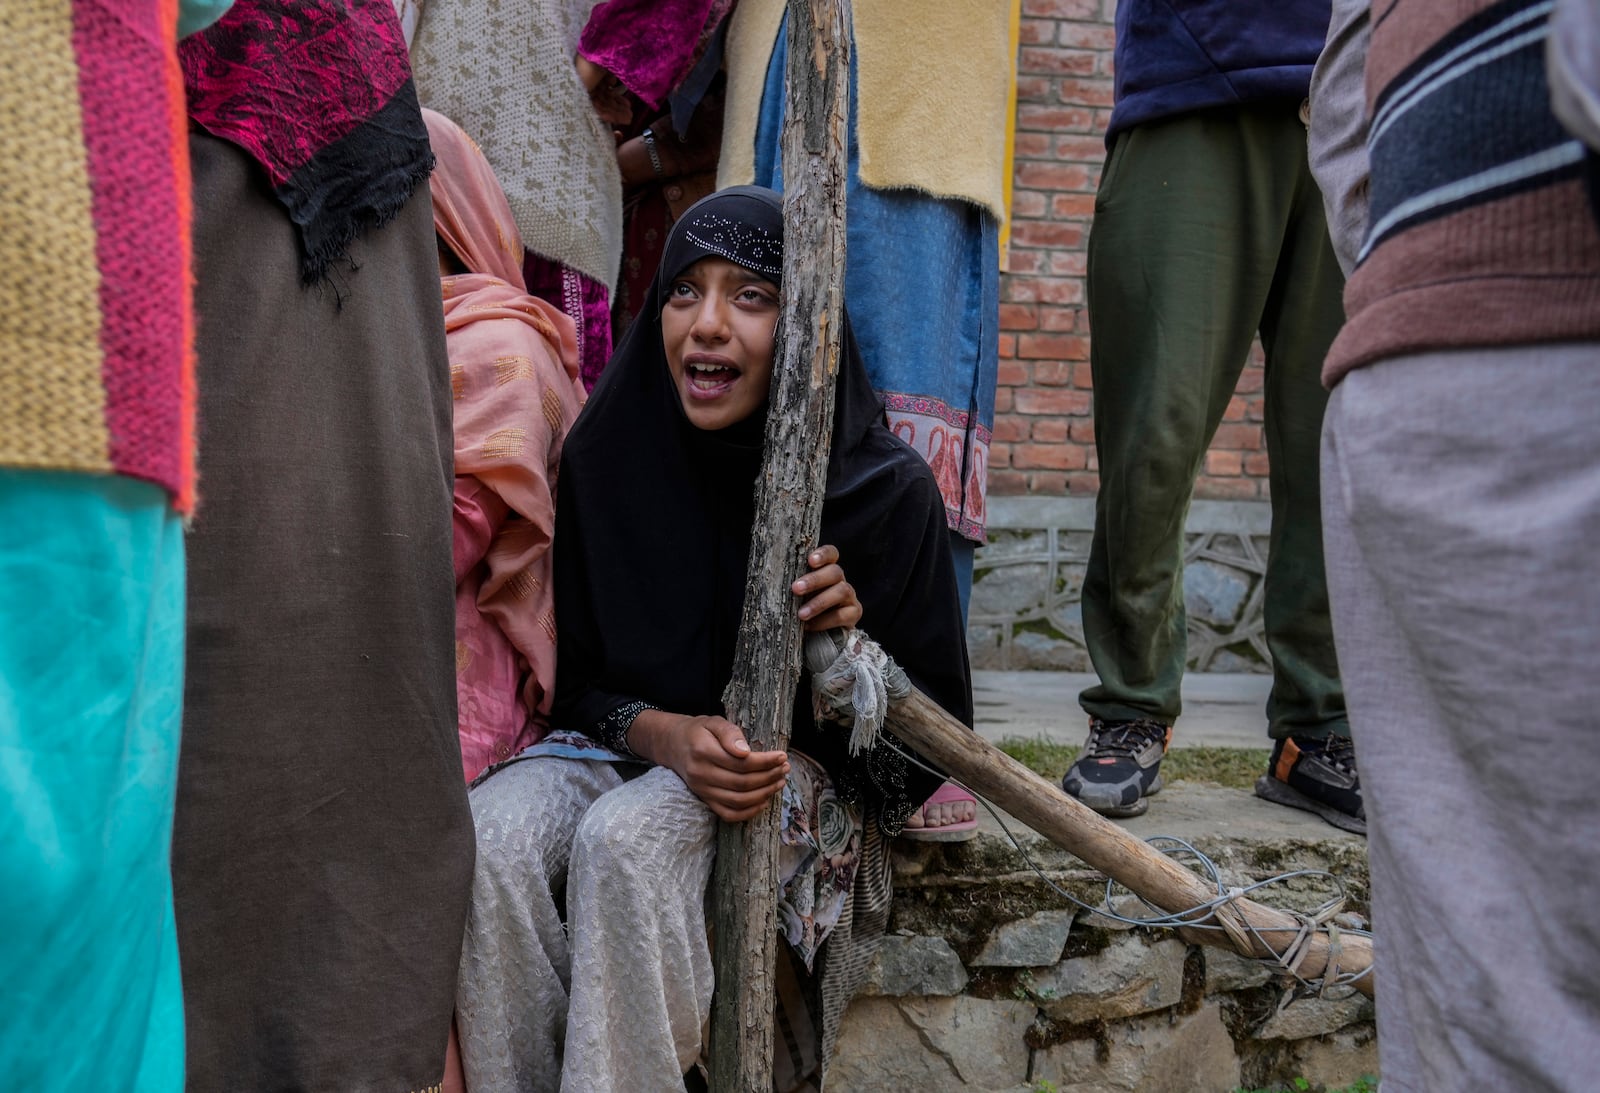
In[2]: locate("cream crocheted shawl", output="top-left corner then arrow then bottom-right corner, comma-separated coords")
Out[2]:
407,0 -> 622,291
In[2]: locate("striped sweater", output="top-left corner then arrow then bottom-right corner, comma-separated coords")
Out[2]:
1324,0 -> 1600,385
0,0 -> 196,512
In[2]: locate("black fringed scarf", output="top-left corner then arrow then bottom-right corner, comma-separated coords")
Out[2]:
180,0 -> 433,284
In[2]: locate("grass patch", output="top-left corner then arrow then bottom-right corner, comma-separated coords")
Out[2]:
1233,1079 -> 1377,1093
995,737 -> 1271,791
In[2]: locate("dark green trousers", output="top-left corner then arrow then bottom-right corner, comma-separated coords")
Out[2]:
1079,102 -> 1347,741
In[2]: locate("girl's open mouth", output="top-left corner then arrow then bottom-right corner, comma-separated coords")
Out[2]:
686,360 -> 740,398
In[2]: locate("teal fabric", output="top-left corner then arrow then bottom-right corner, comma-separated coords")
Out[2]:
0,470 -> 186,1091
177,0 -> 235,39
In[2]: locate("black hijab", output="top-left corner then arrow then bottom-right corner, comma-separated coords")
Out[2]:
552,186 -> 971,827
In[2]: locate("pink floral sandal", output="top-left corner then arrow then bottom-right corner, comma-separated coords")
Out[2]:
899,781 -> 980,842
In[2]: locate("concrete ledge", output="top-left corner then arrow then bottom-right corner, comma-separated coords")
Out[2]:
830,784 -> 1375,1092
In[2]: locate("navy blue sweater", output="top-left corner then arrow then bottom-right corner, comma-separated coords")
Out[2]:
1108,0 -> 1332,141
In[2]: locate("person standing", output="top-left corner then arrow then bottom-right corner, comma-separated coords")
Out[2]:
173,3 -> 474,1088
0,1 -> 229,1087
1061,0 -> 1360,832
1312,0 -> 1600,1086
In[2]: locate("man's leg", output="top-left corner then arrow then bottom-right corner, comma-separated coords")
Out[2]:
1072,105 -> 1299,814
1324,346 -> 1600,1091
1250,116 -> 1361,830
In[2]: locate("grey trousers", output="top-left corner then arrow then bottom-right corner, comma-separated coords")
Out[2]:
456,759 -> 718,1093
1321,345 -> 1600,1092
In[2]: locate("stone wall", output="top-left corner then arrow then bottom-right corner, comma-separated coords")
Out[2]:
970,497 -> 1273,673
828,825 -> 1376,1092
995,0 -> 1273,503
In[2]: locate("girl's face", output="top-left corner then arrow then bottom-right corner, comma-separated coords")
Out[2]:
662,256 -> 779,431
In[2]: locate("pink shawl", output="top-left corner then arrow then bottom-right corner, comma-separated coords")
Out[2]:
426,108 -> 586,780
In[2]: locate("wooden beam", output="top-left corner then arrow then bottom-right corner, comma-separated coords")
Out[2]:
707,1 -> 851,1090
881,686 -> 1375,998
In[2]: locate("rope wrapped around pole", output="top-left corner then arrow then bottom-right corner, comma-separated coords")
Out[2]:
803,628 -> 1376,998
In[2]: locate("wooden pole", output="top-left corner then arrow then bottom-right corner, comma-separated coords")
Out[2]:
708,1 -> 851,1089
881,687 -> 1375,998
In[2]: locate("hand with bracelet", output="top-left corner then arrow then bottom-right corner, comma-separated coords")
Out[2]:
625,545 -> 861,821
616,105 -> 725,188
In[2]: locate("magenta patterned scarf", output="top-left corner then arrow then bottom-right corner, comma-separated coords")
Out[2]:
180,0 -> 432,283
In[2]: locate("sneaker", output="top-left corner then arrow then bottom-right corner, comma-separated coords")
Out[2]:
1061,718 -> 1171,818
1254,735 -> 1366,835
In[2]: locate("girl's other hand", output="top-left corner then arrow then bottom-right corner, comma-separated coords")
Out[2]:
628,710 -> 789,822
791,544 -> 861,632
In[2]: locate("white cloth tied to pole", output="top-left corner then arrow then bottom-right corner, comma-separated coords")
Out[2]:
804,628 -> 910,755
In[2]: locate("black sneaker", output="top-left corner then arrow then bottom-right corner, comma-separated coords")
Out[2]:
1254,734 -> 1366,835
1061,718 -> 1171,818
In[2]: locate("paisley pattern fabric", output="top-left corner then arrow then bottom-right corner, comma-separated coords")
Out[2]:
180,0 -> 432,281
778,751 -> 861,970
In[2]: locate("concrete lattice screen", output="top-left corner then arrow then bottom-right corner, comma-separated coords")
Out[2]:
969,498 -> 1273,672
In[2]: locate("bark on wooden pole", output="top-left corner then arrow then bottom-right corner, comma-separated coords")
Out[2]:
708,1 -> 851,1089
880,687 -> 1375,998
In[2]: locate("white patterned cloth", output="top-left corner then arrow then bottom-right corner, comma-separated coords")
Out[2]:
457,749 -> 887,1091
458,759 -> 714,1092
407,0 -> 623,291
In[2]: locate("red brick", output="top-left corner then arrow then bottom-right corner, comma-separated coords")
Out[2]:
988,469 -> 1027,495
1004,249 -> 1043,274
1057,22 -> 1116,49
1234,367 -> 1264,394
993,416 -> 1030,443
1195,477 -> 1260,500
1222,396 -> 1248,422
1069,418 -> 1097,443
1073,362 -> 1096,387
1040,305 -> 1078,332
997,333 -> 1017,359
1017,333 -> 1090,360
1014,76 -> 1052,102
999,303 -> 1039,331
1051,193 -> 1097,218
1016,104 -> 1098,132
1064,472 -> 1100,495
1013,132 -> 1053,158
1031,418 -> 1070,442
1010,190 -> 1049,218
1032,360 -> 1076,385
1022,0 -> 1099,18
1026,471 -> 1069,494
1005,276 -> 1084,305
1016,161 -> 1093,191
1013,443 -> 1087,470
1055,135 -> 1108,161
997,359 -> 1030,386
1205,451 -> 1243,476
1011,220 -> 1084,248
1016,388 -> 1092,415
1246,396 -> 1266,422
1049,251 -> 1088,277
994,387 -> 1014,413
1211,424 -> 1264,451
1020,46 -> 1099,77
1244,453 -> 1272,477
1018,17 -> 1055,44
1056,77 -> 1116,108
988,442 -> 1011,467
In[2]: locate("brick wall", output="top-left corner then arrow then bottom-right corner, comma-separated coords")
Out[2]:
993,0 -> 1270,502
